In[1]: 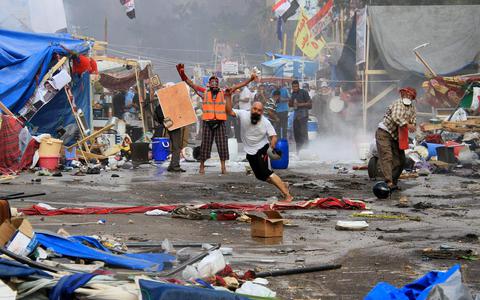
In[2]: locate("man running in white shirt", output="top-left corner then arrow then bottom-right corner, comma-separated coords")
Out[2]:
225,94 -> 293,202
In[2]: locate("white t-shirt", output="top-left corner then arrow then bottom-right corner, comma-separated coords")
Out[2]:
233,109 -> 277,155
239,87 -> 252,110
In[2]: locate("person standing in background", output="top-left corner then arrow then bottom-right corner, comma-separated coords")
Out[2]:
239,86 -> 253,111
253,84 -> 268,106
275,84 -> 290,139
289,80 -> 312,153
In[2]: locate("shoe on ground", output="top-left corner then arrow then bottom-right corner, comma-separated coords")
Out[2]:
167,167 -> 186,173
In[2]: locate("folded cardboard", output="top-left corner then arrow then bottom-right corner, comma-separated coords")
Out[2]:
0,218 -> 38,256
248,211 -> 284,238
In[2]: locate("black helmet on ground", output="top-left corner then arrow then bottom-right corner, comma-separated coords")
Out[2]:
373,181 -> 391,199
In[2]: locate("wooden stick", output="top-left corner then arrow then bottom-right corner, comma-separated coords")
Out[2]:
0,101 -> 14,116
414,51 -> 437,77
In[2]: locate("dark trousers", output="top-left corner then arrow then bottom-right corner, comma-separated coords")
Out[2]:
293,116 -> 309,152
168,128 -> 182,169
375,128 -> 405,184
276,111 -> 288,139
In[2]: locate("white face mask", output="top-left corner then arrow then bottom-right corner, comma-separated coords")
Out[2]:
402,98 -> 412,106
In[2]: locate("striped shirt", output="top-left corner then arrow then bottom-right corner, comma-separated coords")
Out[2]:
379,99 -> 416,140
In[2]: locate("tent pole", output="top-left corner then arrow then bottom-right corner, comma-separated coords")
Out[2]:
282,32 -> 287,55
363,15 -> 370,134
134,65 -> 147,140
291,25 -> 296,56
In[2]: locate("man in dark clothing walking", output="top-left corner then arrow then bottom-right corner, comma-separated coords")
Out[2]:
154,102 -> 185,173
289,80 -> 312,153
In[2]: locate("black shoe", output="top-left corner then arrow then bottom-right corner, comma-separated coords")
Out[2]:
167,167 -> 186,173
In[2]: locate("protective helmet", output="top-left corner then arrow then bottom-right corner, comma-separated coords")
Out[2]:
267,148 -> 282,160
399,87 -> 417,99
373,181 -> 391,199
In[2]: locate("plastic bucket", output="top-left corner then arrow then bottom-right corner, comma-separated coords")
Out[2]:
39,138 -> 63,156
152,138 -> 170,162
423,143 -> 443,159
271,139 -> 289,169
444,141 -> 465,157
38,155 -> 60,170
307,116 -> 318,140
64,147 -> 76,167
228,138 -> 238,161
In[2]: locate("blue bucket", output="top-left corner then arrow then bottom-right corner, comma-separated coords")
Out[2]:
64,146 -> 76,167
423,142 -> 443,159
271,139 -> 289,169
152,138 -> 170,162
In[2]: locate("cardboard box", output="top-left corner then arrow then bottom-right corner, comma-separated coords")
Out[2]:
0,218 -> 38,256
248,211 -> 284,238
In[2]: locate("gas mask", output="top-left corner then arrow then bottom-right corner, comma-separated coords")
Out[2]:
250,113 -> 261,124
209,79 -> 220,94
402,98 -> 412,106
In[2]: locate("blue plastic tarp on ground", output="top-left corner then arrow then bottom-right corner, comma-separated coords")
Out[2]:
364,264 -> 463,300
29,72 -> 91,137
36,233 -> 175,272
0,257 -> 51,279
138,279 -> 251,300
0,29 -> 90,113
49,273 -> 97,300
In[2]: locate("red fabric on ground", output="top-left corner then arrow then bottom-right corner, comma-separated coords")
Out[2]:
19,198 -> 365,216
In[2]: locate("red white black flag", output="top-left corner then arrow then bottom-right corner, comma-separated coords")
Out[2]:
120,0 -> 135,19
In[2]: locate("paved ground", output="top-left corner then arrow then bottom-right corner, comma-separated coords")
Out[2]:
2,157 -> 480,299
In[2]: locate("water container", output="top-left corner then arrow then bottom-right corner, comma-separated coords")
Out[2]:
131,142 -> 150,163
152,138 -> 170,162
39,138 -> 63,156
64,146 -> 76,167
228,138 -> 238,161
423,142 -> 443,159
307,116 -> 318,140
38,155 -> 60,170
271,139 -> 289,169
398,125 -> 409,150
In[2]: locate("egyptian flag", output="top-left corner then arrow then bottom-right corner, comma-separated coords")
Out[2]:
120,0 -> 135,19
272,0 -> 300,22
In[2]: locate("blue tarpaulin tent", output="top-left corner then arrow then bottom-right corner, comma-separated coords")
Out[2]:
262,53 -> 318,79
0,29 -> 91,133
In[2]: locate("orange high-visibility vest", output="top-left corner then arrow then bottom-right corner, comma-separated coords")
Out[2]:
202,90 -> 227,121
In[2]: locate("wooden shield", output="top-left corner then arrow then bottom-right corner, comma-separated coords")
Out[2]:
155,82 -> 197,131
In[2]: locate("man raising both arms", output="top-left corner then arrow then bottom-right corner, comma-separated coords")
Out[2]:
226,88 -> 293,202
176,64 -> 255,174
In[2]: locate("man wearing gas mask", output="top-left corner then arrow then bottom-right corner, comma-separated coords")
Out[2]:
376,87 -> 417,190
176,64 -> 255,174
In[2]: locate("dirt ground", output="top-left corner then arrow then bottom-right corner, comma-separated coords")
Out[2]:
2,158 -> 480,299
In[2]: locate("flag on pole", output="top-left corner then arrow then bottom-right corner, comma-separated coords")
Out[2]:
307,0 -> 333,38
120,0 -> 136,19
294,10 -> 325,59
272,0 -> 300,21
276,17 -> 284,43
